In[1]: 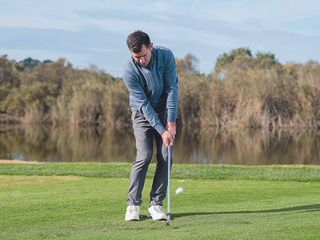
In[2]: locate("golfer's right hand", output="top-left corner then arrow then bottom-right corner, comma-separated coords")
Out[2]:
161,130 -> 174,147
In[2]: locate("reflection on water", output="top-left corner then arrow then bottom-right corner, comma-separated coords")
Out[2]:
0,125 -> 320,164
0,125 -> 136,163
176,129 -> 320,165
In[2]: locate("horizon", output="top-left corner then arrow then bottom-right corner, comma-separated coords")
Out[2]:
1,0 -> 319,77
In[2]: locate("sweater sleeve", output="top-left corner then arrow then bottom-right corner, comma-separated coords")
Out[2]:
164,50 -> 179,122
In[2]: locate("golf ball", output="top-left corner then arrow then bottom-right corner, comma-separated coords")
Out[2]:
175,187 -> 184,195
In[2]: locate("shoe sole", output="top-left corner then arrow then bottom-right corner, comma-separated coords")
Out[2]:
125,216 -> 140,221
147,211 -> 167,221
125,219 -> 140,221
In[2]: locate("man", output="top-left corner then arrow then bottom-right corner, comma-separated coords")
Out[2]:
123,30 -> 178,221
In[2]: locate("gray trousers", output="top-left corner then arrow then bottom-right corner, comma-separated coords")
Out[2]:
127,110 -> 172,206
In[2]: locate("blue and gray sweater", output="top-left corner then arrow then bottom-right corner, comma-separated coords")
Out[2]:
123,46 -> 179,134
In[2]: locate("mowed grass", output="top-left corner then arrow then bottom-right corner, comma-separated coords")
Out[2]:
0,163 -> 320,240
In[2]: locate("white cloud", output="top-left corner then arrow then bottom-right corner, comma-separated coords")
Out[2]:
190,0 -> 320,28
0,16 -> 82,31
0,0 -> 319,76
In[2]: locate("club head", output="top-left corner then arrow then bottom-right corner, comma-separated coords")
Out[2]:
166,214 -> 171,226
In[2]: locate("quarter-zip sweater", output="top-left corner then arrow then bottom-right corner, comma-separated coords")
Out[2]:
123,46 -> 179,135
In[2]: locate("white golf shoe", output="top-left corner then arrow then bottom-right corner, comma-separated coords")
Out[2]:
148,205 -> 167,221
125,205 -> 140,221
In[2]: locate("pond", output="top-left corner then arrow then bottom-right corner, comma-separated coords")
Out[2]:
0,125 -> 319,165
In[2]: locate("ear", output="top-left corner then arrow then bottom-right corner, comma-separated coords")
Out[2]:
149,43 -> 153,50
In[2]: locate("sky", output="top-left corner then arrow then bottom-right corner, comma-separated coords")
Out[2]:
0,0 -> 319,77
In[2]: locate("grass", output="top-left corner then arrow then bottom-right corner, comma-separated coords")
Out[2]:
1,163 -> 320,240
1,162 -> 320,181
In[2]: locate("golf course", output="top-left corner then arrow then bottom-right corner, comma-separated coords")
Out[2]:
1,162 -> 319,240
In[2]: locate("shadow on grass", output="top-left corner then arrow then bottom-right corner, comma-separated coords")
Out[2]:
140,215 -> 151,221
173,204 -> 320,219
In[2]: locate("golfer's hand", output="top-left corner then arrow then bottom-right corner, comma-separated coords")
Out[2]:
166,121 -> 176,138
161,130 -> 174,147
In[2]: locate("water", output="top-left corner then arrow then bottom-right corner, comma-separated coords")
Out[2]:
0,125 -> 319,165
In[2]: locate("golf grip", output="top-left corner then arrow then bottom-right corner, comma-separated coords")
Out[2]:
167,145 -> 171,219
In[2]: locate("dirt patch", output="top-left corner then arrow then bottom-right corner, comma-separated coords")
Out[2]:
0,159 -> 40,164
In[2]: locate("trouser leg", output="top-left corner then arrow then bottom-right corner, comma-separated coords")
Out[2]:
149,109 -> 172,206
127,114 -> 153,206
149,132 -> 172,206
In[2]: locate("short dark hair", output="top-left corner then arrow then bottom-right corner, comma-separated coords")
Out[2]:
126,30 -> 151,53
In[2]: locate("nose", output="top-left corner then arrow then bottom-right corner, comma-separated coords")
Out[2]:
139,58 -> 146,65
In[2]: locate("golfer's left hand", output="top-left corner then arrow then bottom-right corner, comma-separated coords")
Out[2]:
161,130 -> 174,147
166,121 -> 176,138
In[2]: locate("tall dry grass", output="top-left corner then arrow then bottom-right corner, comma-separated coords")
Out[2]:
1,54 -> 320,132
193,56 -> 320,131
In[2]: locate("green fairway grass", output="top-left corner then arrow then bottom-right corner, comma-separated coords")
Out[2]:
1,162 -> 320,181
1,163 -> 320,240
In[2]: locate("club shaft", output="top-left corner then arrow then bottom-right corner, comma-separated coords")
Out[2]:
167,145 -> 171,217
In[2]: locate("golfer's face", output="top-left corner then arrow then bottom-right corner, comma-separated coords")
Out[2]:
131,44 -> 152,67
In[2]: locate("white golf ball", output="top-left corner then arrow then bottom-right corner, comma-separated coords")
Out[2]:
175,187 -> 184,195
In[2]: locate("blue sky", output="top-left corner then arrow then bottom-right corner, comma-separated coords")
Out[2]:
0,0 -> 319,77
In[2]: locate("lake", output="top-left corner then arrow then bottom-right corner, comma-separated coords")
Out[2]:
0,125 -> 319,165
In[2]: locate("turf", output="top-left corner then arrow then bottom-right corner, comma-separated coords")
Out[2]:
0,162 -> 320,181
1,163 -> 320,240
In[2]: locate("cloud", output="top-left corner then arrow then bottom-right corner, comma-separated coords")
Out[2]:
0,16 -> 82,31
193,0 -> 320,22
0,0 -> 319,76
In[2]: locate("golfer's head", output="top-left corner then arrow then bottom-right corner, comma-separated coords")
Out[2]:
127,30 -> 153,67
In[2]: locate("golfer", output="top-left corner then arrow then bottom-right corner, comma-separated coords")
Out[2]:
123,30 -> 178,221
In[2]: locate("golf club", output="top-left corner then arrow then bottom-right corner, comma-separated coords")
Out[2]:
167,144 -> 172,226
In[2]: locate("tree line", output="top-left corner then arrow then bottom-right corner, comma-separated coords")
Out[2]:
0,48 -> 320,132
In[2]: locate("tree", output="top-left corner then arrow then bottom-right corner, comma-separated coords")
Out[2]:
0,56 -> 20,86
214,47 -> 252,71
255,52 -> 279,67
176,54 -> 199,75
